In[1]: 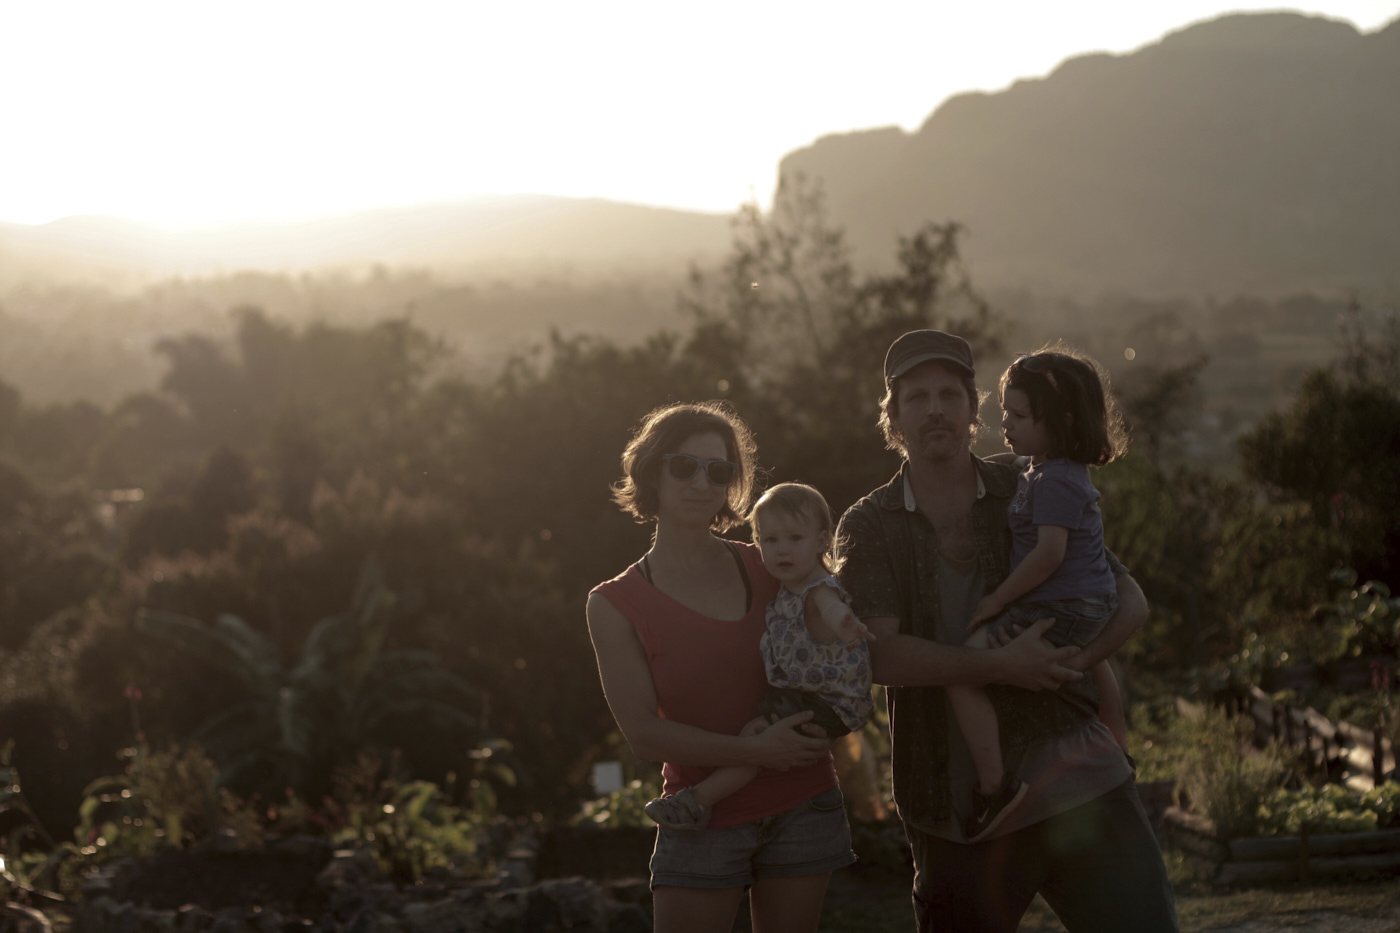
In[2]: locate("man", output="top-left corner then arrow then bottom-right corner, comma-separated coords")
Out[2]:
836,330 -> 1177,932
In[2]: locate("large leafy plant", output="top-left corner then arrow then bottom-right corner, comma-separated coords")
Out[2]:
136,557 -> 480,800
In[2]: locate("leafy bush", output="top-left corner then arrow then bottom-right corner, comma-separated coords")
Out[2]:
1253,782 -> 1400,836
1314,570 -> 1400,663
1,741 -> 265,901
308,751 -> 496,884
1176,704 -> 1289,839
572,778 -> 662,829
72,743 -> 264,860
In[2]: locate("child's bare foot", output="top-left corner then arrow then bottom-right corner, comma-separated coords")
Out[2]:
644,786 -> 712,831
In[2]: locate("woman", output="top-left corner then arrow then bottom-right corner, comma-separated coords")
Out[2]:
587,401 -> 854,933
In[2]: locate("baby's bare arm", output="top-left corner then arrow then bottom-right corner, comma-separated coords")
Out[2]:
805,584 -> 874,647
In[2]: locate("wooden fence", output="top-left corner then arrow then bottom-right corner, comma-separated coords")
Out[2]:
1208,684 -> 1394,790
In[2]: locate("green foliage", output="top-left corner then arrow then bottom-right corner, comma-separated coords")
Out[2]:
1118,353 -> 1209,467
335,780 -> 486,884
1313,570 -> 1400,663
121,446 -> 256,565
572,778 -> 662,829
1253,782 -> 1400,836
1097,454 -> 1235,669
3,742 -> 265,902
135,556 -> 482,800
72,743 -> 262,859
1237,306 -> 1400,590
1174,705 -> 1289,839
314,752 -> 497,885
0,739 -> 64,903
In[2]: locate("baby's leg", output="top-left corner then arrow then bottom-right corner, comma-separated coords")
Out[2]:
946,625 -> 1004,795
691,714 -> 766,806
1094,660 -> 1129,750
691,764 -> 760,808
644,717 -> 763,830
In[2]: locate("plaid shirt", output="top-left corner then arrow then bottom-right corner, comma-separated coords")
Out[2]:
836,457 -> 1118,827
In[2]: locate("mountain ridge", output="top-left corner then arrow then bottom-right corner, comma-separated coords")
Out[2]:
781,11 -> 1400,297
4,11 -> 1396,298
0,196 -> 733,286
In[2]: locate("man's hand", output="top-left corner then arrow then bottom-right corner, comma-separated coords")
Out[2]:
996,617 -> 1082,691
969,594 -> 1005,629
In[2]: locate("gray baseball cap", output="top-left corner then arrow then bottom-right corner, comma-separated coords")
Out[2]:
884,330 -> 974,385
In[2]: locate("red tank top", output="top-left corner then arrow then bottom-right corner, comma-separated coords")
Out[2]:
592,542 -> 837,828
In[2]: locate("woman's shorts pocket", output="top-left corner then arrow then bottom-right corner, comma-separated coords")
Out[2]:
808,785 -> 845,812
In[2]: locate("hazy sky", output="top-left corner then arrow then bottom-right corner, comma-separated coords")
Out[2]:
4,0 -> 1396,228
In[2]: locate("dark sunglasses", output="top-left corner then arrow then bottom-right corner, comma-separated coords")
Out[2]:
1016,354 -> 1061,395
662,453 -> 740,486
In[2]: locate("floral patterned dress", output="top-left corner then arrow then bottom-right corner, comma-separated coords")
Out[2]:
758,575 -> 873,733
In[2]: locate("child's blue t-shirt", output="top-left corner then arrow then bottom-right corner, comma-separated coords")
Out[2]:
1008,458 -> 1115,602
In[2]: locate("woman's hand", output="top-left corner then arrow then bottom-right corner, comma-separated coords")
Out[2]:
738,716 -> 771,737
747,711 -> 830,770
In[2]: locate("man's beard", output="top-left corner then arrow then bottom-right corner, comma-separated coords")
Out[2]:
909,420 -> 971,462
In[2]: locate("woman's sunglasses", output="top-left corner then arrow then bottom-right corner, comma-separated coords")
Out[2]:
1016,354 -> 1061,395
662,453 -> 739,486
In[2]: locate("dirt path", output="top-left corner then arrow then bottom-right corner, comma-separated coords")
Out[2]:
817,870 -> 1400,932
1203,913 -> 1400,933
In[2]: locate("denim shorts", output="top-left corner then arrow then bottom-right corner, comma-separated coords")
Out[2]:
993,594 -> 1119,649
650,785 -> 855,889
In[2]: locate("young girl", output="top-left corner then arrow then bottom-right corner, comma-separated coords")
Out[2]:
644,482 -> 874,830
947,348 -> 1128,843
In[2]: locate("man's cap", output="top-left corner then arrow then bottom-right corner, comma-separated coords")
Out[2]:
884,330 -> 974,385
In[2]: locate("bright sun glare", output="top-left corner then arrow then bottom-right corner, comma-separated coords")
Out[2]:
3,0 -> 1396,227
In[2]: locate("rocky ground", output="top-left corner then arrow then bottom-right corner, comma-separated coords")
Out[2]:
6,828 -> 1400,933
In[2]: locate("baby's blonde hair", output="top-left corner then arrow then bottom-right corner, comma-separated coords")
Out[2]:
748,483 -> 844,574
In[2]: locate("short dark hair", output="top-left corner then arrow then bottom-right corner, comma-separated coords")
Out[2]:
999,347 -> 1127,466
748,482 -> 844,573
611,401 -> 758,532
877,361 -> 985,454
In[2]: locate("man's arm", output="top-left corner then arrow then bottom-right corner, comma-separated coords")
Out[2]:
866,615 -> 1082,690
1065,572 -> 1148,672
837,496 -> 1081,692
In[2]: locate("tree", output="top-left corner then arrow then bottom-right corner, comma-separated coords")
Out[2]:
1239,369 -> 1400,582
1118,355 -> 1209,467
681,173 -> 1006,511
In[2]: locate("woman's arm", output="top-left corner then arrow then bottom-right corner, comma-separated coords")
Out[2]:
586,592 -> 830,769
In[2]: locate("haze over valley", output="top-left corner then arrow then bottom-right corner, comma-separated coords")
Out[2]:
1,8 -> 1396,467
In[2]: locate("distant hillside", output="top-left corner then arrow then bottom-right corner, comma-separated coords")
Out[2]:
5,12 -> 1396,301
781,12 -> 1400,298
0,196 -> 733,286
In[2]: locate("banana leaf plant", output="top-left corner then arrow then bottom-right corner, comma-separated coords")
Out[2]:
136,556 -> 482,800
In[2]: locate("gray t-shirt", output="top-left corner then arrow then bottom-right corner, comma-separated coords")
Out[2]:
921,549 -> 1131,843
1010,458 -> 1116,602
